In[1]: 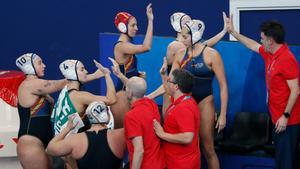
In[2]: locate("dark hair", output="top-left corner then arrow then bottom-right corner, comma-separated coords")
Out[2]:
172,69 -> 195,93
260,20 -> 285,44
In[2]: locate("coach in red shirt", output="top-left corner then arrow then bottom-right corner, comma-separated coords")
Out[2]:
228,17 -> 300,169
124,76 -> 165,169
154,68 -> 200,169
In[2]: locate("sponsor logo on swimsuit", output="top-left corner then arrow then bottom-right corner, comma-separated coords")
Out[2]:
192,62 -> 204,68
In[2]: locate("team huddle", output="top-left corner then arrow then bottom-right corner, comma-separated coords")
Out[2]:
15,3 -> 300,169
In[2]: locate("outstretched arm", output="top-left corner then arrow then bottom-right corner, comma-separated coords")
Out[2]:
147,85 -> 164,99
203,12 -> 228,47
94,60 -> 117,105
31,79 -> 67,95
142,3 -> 154,52
227,14 -> 260,53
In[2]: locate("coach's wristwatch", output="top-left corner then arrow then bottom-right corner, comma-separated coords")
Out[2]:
283,112 -> 290,118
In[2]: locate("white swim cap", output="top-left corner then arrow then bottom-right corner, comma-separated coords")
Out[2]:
85,101 -> 109,124
59,59 -> 79,81
170,12 -> 190,33
16,53 -> 38,75
185,19 -> 205,45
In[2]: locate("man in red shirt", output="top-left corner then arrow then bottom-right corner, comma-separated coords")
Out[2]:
227,17 -> 300,169
123,76 -> 165,169
154,68 -> 200,169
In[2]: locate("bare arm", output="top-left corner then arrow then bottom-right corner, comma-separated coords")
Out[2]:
46,116 -> 76,156
284,78 -> 299,114
210,48 -> 228,132
31,79 -> 67,95
274,78 -> 299,133
148,57 -> 169,99
203,12 -> 227,47
85,60 -> 110,82
131,136 -> 144,169
147,85 -> 164,99
76,61 -> 117,106
227,14 -> 261,53
79,88 -> 116,106
160,57 -> 169,95
102,73 -> 117,105
153,120 -> 194,144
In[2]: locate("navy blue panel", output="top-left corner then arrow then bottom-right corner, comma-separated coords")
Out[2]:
0,0 -> 228,72
240,9 -> 300,45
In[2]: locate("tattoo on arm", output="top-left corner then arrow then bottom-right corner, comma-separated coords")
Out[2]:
36,81 -> 53,94
44,81 -> 52,88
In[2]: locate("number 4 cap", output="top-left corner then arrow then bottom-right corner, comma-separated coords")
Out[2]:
59,59 -> 80,81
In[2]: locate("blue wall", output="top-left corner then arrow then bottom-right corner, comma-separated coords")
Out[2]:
99,33 -> 300,130
0,0 -> 299,95
0,0 -> 228,94
240,9 -> 300,45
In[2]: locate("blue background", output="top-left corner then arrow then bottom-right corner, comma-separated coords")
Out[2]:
1,1 -> 299,96
1,1 -> 300,168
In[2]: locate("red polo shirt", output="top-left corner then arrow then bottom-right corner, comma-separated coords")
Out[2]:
163,94 -> 200,169
124,98 -> 165,169
259,44 -> 300,125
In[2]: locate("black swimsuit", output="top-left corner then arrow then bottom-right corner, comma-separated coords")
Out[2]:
181,46 -> 215,103
76,129 -> 122,169
18,96 -> 53,147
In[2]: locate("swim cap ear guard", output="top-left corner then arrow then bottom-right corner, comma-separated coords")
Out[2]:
16,53 -> 38,75
185,19 -> 205,45
170,12 -> 188,33
59,59 -> 80,81
114,12 -> 132,33
85,101 -> 109,124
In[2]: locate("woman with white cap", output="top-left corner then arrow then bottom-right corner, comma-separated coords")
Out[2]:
171,20 -> 228,169
113,3 -> 153,91
16,53 -> 67,169
148,12 -> 228,115
47,101 -> 126,169
51,59 -> 116,128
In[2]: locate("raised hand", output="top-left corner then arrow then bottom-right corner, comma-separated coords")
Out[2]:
108,57 -> 122,77
222,12 -> 229,32
94,59 -> 110,75
92,59 -> 110,79
227,14 -> 234,33
146,3 -> 154,21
